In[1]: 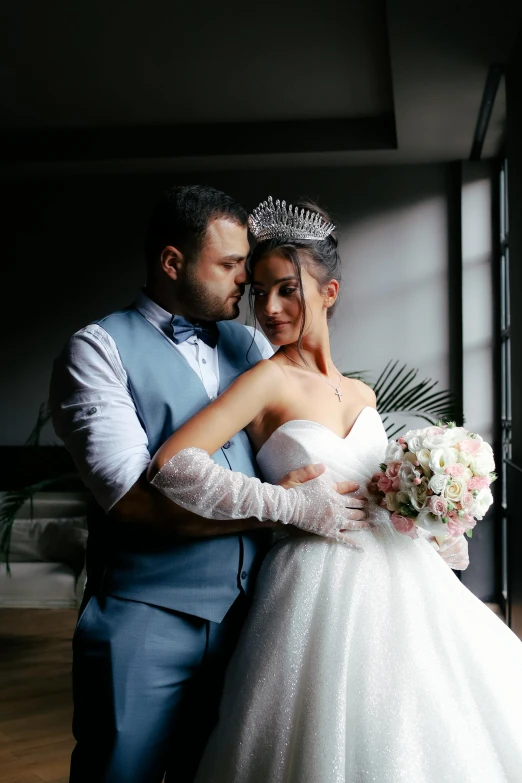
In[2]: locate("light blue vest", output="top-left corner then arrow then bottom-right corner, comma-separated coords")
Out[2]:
91,307 -> 268,622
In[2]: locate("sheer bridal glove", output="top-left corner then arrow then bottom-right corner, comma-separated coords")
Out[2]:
151,448 -> 365,550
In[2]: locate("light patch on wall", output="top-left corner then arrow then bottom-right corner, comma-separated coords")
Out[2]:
329,195 -> 448,435
332,195 -> 448,378
462,175 -> 493,443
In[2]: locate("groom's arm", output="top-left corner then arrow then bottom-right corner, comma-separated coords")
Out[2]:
49,325 -> 264,538
50,327 -> 367,538
109,463 -> 366,537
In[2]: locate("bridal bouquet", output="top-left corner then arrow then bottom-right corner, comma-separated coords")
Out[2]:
370,423 -> 496,542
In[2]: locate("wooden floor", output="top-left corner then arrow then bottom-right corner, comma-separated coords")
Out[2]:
0,609 -> 77,783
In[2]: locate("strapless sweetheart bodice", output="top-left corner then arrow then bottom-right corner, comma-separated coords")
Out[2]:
256,406 -> 388,488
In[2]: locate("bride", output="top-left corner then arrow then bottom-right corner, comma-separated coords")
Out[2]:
148,197 -> 522,782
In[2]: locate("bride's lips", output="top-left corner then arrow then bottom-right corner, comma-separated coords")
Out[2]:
264,321 -> 290,333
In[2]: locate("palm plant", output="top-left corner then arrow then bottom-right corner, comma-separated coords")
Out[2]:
0,402 -> 77,572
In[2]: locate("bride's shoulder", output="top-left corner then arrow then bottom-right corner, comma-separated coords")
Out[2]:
345,377 -> 377,408
241,358 -> 286,386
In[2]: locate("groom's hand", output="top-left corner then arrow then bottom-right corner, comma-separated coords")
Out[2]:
277,462 -> 369,532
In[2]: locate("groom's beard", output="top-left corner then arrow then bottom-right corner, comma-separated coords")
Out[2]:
180,267 -> 244,322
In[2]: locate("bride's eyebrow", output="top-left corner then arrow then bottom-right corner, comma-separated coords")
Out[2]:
251,276 -> 297,286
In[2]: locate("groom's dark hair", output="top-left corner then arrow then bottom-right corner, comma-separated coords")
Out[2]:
145,184 -> 248,265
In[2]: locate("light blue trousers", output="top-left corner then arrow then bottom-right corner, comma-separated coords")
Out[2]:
69,592 -> 248,783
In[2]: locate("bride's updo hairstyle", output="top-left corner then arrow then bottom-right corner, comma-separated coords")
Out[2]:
248,200 -> 341,350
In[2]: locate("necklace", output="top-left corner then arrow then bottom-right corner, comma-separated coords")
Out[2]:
281,350 -> 343,402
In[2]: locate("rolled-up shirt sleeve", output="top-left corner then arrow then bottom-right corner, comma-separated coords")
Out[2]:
49,324 -> 151,512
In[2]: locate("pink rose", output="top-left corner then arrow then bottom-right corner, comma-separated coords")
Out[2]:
446,514 -> 466,537
467,475 -> 490,490
377,474 -> 394,493
428,496 -> 448,515
391,477 -> 401,491
458,438 -> 482,455
460,492 -> 474,510
391,513 -> 418,539
445,463 -> 464,477
386,461 -> 402,479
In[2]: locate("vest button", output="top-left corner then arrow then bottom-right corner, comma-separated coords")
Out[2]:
223,441 -> 231,449
87,407 -> 97,415
241,571 -> 247,580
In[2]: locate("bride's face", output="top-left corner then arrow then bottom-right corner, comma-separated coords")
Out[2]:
251,251 -> 335,345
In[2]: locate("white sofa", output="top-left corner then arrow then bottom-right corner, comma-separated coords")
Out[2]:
0,492 -> 89,608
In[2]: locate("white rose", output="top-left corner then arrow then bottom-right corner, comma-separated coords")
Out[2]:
416,448 -> 432,476
443,427 -> 468,446
396,491 -> 410,505
416,508 -> 448,536
429,447 -> 458,474
411,478 -> 429,511
457,451 -> 473,467
398,462 -> 420,490
422,430 -> 447,449
403,428 -> 424,442
472,488 -> 494,520
461,467 -> 473,483
443,477 -> 466,504
470,451 -> 495,477
385,440 -> 404,463
407,435 -> 425,454
429,473 -> 448,494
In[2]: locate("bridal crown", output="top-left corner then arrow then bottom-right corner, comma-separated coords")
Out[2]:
248,196 -> 336,242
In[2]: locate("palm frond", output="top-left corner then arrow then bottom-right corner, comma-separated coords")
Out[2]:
25,401 -> 53,446
1,400 -> 78,572
0,473 -> 78,572
342,369 -> 370,382
344,360 -> 463,435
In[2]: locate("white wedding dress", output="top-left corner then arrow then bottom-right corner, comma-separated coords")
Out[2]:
194,407 -> 522,783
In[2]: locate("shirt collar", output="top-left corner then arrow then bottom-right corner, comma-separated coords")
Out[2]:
135,288 -> 175,341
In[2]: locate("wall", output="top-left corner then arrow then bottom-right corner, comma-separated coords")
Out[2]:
2,164 -> 452,444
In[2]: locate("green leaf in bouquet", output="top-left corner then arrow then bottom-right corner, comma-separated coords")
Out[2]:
466,529 -> 473,538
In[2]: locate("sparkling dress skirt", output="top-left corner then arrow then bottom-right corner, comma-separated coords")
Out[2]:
194,409 -> 522,782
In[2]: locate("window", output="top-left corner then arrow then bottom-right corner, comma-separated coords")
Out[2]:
499,158 -> 511,611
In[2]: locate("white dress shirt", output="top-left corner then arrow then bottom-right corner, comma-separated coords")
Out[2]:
50,290 -> 273,513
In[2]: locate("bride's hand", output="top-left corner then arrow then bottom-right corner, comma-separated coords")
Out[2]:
277,462 -> 371,531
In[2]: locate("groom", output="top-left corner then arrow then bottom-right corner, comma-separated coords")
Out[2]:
50,184 -> 368,783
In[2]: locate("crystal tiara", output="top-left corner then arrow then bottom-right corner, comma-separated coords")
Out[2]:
248,196 -> 336,242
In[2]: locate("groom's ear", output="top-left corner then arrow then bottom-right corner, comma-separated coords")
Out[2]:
160,245 -> 185,281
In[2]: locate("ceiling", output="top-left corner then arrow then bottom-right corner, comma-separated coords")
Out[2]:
2,0 -> 521,170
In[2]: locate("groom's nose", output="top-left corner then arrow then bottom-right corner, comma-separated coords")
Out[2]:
234,262 -> 248,286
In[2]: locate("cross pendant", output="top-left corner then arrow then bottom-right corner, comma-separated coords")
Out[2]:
335,388 -> 343,402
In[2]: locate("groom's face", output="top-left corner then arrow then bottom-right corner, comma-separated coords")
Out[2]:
180,218 -> 250,322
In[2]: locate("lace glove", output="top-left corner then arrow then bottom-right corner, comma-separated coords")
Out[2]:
151,448 -> 364,550
423,532 -> 469,570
